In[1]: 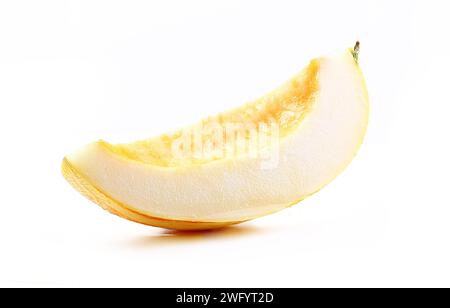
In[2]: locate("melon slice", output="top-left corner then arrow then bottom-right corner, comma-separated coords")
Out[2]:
62,43 -> 369,230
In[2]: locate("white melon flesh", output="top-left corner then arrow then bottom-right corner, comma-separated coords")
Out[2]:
63,47 -> 369,229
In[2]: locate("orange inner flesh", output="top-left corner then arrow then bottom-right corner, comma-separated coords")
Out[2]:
106,60 -> 320,167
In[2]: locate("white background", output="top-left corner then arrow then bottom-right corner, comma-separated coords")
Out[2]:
1,0 -> 449,287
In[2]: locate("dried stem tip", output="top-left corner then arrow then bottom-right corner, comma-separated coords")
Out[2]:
352,41 -> 360,62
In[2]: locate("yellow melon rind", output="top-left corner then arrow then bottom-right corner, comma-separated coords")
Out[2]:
61,158 -> 243,230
